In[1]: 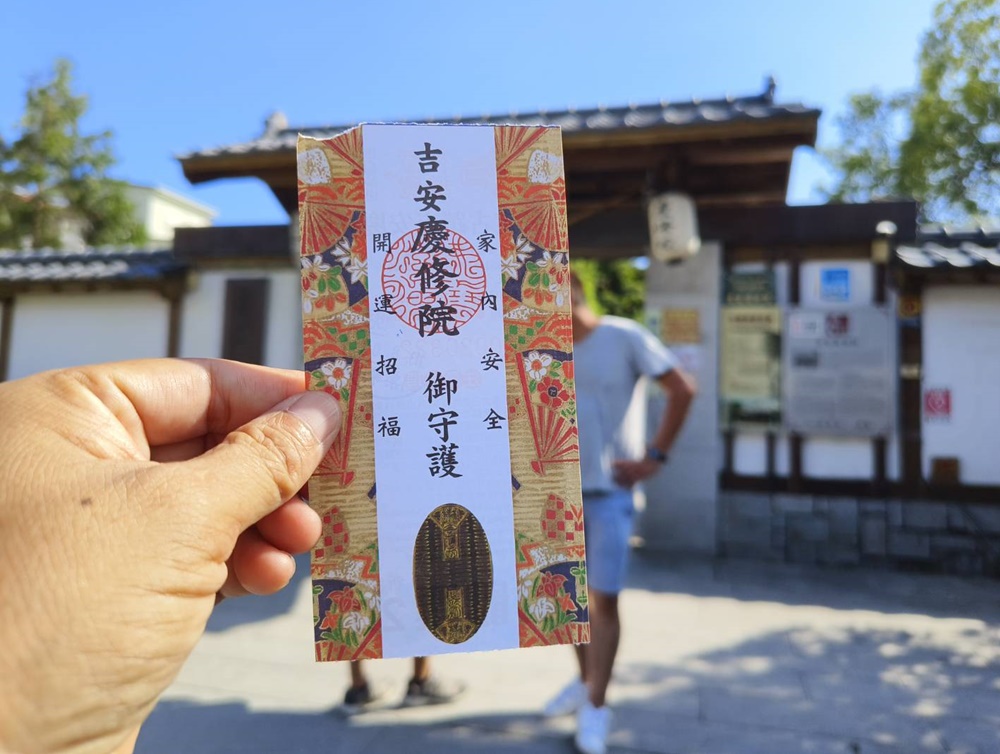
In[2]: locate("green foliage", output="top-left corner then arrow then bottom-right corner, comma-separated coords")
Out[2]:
823,0 -> 1000,221
0,59 -> 145,249
571,257 -> 646,320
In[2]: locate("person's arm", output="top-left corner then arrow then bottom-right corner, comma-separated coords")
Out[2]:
648,366 -> 697,459
612,366 -> 697,487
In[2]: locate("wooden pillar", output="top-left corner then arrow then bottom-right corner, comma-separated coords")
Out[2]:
898,281 -> 924,496
162,279 -> 185,359
873,436 -> 888,494
766,432 -> 777,484
722,429 -> 735,482
787,258 -> 803,493
0,297 -> 13,382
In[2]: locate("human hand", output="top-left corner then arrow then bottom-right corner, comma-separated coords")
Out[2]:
0,359 -> 340,754
611,457 -> 663,488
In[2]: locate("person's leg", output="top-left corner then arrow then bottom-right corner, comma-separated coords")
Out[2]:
411,656 -> 430,682
545,489 -> 630,721
572,488 -> 632,754
579,488 -> 632,707
403,656 -> 465,706
342,659 -> 380,710
349,660 -> 366,689
581,589 -> 620,707
574,643 -> 588,684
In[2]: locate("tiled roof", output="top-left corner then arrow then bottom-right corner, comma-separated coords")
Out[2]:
0,247 -> 183,284
896,226 -> 1000,271
179,80 -> 820,161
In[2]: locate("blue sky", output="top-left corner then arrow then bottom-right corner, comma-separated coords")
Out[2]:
1,0 -> 938,227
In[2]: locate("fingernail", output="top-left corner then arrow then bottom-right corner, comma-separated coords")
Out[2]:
281,391 -> 341,446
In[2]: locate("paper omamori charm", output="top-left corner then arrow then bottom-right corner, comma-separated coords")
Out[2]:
299,124 -> 587,660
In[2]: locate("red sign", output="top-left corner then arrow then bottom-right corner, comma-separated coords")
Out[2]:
924,388 -> 952,421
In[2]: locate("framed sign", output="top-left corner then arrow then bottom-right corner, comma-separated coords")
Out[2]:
783,307 -> 895,436
720,306 -> 782,429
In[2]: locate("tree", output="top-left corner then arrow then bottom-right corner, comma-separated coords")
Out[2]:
0,59 -> 144,249
824,0 -> 1000,221
571,257 -> 646,321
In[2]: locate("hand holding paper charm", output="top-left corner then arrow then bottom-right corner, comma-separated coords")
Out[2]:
0,359 -> 340,754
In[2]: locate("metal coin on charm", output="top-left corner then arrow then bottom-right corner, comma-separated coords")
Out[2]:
412,503 -> 493,644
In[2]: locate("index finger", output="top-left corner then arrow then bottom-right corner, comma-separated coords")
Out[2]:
78,358 -> 309,449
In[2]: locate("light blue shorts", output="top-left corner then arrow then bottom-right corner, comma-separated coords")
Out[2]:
582,488 -> 635,595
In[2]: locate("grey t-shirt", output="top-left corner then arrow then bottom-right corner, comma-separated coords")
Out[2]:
574,316 -> 677,493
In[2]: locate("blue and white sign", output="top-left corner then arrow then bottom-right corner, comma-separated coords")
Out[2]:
819,268 -> 851,302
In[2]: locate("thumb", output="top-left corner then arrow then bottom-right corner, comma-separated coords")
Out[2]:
180,390 -> 340,532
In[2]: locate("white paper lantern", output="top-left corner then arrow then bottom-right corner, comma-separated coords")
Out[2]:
647,193 -> 701,263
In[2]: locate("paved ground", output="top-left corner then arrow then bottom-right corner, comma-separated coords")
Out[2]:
137,551 -> 1000,754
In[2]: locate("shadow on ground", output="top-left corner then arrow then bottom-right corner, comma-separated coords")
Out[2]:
140,621 -> 1000,754
629,550 -> 1000,625
136,700 -> 575,754
204,549 -> 1000,636
606,624 -> 1000,753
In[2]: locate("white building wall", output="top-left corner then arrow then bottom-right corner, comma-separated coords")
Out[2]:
7,292 -> 169,380
126,186 -> 216,245
641,242 -> 722,554
265,269 -> 304,370
179,271 -> 226,360
179,267 -> 301,370
146,200 -> 213,245
922,286 -> 1000,485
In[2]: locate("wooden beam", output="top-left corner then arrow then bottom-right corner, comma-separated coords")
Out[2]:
565,201 -> 920,261
180,115 -> 819,187
728,244 -> 872,263
720,474 -> 1000,504
181,150 -> 294,185
561,116 -> 818,150
687,145 -> 796,166
567,193 -> 642,227
699,202 -> 919,246
694,191 -> 788,207
175,225 -> 293,266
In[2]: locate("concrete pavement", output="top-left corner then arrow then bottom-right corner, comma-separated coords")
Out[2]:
137,552 -> 1000,753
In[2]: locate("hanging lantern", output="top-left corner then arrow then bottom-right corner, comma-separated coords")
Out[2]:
647,192 -> 701,263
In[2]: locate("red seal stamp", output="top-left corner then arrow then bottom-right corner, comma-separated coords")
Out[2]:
382,228 -> 486,335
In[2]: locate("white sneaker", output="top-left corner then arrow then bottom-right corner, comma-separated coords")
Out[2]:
574,701 -> 612,754
543,678 -> 588,718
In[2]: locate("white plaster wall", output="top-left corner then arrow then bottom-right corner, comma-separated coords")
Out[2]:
7,292 -> 169,380
922,286 -> 1000,485
146,200 -> 213,245
179,267 -> 301,370
264,269 -> 304,370
179,271 -> 226,360
126,186 -> 215,245
641,241 -> 721,554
